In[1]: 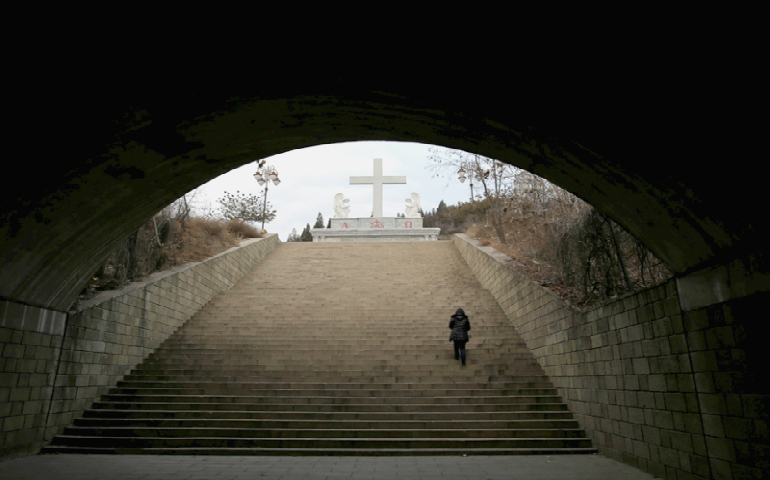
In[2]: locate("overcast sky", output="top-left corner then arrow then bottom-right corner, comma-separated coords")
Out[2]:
188,141 -> 474,241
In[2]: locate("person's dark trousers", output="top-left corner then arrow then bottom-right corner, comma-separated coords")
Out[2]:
453,340 -> 467,364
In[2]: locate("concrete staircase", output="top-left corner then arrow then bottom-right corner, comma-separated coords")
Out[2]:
43,242 -> 596,455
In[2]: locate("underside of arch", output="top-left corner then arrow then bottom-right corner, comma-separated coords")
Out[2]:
1,5 -> 766,312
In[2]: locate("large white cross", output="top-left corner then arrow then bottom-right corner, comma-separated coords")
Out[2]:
350,158 -> 406,218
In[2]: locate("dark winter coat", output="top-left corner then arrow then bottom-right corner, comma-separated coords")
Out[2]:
449,308 -> 471,342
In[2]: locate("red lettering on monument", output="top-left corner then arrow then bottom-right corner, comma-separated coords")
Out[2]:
370,220 -> 385,228
405,221 -> 413,228
343,223 -> 348,228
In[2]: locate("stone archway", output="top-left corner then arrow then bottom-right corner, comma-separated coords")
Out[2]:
2,86 -> 766,312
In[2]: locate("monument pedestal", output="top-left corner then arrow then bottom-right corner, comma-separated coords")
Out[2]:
311,217 -> 440,242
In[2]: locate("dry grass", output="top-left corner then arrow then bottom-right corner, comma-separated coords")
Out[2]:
171,218 -> 238,263
77,216 -> 264,305
227,219 -> 262,239
168,217 -> 266,265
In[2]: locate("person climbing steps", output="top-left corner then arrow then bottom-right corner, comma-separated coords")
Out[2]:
448,308 -> 471,365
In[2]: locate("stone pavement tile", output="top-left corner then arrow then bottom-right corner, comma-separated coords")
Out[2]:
0,455 -> 659,480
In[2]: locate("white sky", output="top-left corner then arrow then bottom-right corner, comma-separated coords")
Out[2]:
188,141 -> 474,241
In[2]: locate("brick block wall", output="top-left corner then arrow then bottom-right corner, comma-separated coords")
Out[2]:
1,234 -> 279,459
453,234 -> 767,480
682,294 -> 769,479
0,306 -> 65,460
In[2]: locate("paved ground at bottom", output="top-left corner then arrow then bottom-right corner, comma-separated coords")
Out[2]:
0,454 -> 658,480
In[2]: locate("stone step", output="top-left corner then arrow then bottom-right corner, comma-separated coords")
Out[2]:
146,352 -> 519,358
108,387 -> 560,397
145,345 -> 531,352
145,349 -> 531,356
138,358 -> 541,367
163,333 -> 519,338
166,336 -> 516,342
134,360 -> 543,369
47,435 -> 595,450
142,351 -> 537,358
98,394 -> 565,405
114,380 -> 556,390
119,374 -> 549,384
186,311 -> 504,317
175,326 -> 510,331
88,402 -> 573,415
125,369 -> 548,379
165,336 -> 516,342
72,418 -> 580,430
85,406 -> 573,418
125,368 -> 547,378
60,426 -> 588,439
41,445 -> 599,455
156,341 -> 520,347
166,332 -> 517,338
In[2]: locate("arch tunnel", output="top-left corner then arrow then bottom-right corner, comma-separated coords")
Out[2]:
2,79 -> 766,312
1,3 -> 767,478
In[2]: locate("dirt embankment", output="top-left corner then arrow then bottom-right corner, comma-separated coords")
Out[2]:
466,221 -> 590,308
465,211 -> 671,310
76,217 -> 263,307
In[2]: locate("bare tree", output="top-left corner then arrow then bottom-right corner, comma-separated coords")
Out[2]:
427,147 -> 516,244
216,190 -> 276,226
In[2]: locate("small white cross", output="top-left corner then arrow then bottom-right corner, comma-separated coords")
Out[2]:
350,158 -> 406,217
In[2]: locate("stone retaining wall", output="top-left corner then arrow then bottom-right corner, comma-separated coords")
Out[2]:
453,234 -> 767,480
0,234 -> 279,459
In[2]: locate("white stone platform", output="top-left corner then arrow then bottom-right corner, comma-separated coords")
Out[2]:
311,217 -> 440,242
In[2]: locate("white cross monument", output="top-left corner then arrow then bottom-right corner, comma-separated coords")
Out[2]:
350,158 -> 406,218
311,157 -> 439,241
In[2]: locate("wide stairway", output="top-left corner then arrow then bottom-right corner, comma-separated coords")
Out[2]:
44,241 -> 596,455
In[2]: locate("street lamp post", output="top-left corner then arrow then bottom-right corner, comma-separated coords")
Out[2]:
253,165 -> 281,232
457,162 -> 480,203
